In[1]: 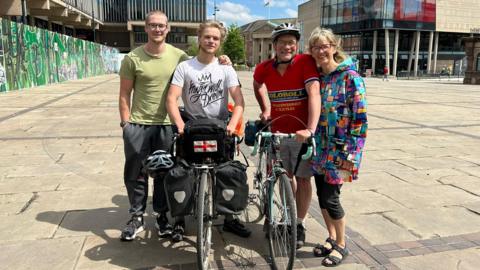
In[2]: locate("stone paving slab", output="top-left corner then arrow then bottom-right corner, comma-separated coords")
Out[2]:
53,204 -> 131,238
457,166 -> 480,178
0,211 -> 64,242
0,175 -> 61,194
375,184 -> 480,209
0,237 -> 84,270
463,201 -> 480,215
390,247 -> 480,270
383,207 -> 480,238
347,214 -> 418,245
342,188 -> 407,215
348,171 -> 411,191
56,173 -> 124,190
396,156 -> 477,171
360,159 -> 417,174
27,188 -> 124,213
365,149 -> 416,161
0,192 -> 36,215
388,168 -> 470,186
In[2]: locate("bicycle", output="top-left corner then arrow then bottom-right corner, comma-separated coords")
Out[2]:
250,130 -> 315,270
174,129 -> 243,270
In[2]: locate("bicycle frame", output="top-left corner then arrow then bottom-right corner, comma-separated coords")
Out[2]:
252,133 -> 295,222
181,136 -> 240,270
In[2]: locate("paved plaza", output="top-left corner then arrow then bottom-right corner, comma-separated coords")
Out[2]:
0,72 -> 479,269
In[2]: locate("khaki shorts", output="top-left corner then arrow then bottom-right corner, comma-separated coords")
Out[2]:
278,137 -> 312,179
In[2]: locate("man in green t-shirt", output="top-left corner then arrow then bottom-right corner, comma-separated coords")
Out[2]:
118,10 -> 190,241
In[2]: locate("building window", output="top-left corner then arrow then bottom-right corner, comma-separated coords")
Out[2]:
477,53 -> 480,71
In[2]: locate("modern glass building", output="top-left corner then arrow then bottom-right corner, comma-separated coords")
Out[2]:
298,0 -> 480,76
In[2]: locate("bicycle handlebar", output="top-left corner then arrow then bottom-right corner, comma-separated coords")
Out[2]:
251,131 -> 316,160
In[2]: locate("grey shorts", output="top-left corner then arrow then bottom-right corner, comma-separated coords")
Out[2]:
278,137 -> 312,179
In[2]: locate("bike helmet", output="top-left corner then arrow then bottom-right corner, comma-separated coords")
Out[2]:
144,150 -> 174,172
271,22 -> 301,42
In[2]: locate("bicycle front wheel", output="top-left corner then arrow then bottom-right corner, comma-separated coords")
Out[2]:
240,150 -> 269,224
196,170 -> 212,270
256,150 -> 269,215
267,173 -> 297,270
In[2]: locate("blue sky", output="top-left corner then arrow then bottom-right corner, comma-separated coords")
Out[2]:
206,0 -> 308,27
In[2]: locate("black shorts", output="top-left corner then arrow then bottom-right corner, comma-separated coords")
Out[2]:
314,174 -> 344,220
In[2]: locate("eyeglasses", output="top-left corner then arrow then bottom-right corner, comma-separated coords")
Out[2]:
276,40 -> 297,47
147,23 -> 168,30
311,44 -> 334,52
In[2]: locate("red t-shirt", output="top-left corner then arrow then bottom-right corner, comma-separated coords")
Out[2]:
253,54 -> 319,133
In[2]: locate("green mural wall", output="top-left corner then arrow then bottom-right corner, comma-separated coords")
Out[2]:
0,18 -> 119,92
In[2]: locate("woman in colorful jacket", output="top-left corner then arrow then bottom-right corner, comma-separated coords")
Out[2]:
308,27 -> 368,267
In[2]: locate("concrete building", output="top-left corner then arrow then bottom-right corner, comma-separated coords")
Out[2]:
240,18 -> 297,67
102,0 -> 205,52
1,0 -> 206,52
298,0 -> 322,53
1,0 -> 103,40
462,36 -> 480,84
297,0 -> 480,77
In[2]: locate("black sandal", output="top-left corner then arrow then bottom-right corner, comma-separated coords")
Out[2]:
313,237 -> 335,257
322,242 -> 349,267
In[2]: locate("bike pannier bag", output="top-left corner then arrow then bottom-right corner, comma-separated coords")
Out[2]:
244,120 -> 266,146
164,160 -> 195,217
214,160 -> 249,215
182,118 -> 232,162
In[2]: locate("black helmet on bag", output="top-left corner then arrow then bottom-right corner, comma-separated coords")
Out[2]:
271,22 -> 301,42
144,150 -> 174,174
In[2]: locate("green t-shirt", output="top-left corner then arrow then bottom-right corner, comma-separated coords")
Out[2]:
119,44 -> 189,125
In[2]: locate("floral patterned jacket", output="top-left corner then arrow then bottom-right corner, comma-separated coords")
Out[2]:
311,58 -> 368,184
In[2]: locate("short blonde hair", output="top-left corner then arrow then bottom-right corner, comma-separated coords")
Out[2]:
145,10 -> 167,24
308,27 -> 347,64
197,20 -> 227,42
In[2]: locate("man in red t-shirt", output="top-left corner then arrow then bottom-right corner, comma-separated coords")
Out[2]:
253,22 -> 320,249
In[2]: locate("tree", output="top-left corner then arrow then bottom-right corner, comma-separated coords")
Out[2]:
186,36 -> 198,56
222,24 -> 245,64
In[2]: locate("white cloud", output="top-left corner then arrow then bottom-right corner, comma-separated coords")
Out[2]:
211,1 -> 264,26
269,0 -> 289,8
294,0 -> 308,4
285,8 -> 297,18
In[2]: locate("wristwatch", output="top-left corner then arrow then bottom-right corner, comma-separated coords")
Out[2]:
120,120 -> 128,128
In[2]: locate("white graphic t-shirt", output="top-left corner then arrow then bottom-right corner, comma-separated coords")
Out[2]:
171,57 -> 240,120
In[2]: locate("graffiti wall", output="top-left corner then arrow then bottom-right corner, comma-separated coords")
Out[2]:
0,18 -> 119,92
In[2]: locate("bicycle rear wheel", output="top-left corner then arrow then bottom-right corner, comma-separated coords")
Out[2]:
267,173 -> 297,270
196,170 -> 212,270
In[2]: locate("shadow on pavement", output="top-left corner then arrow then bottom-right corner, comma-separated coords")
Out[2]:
36,194 -> 271,269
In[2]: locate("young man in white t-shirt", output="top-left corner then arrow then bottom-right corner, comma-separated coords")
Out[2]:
166,20 -> 249,241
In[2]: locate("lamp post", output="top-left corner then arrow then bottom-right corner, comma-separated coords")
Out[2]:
213,0 -> 219,21
21,0 -> 27,24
